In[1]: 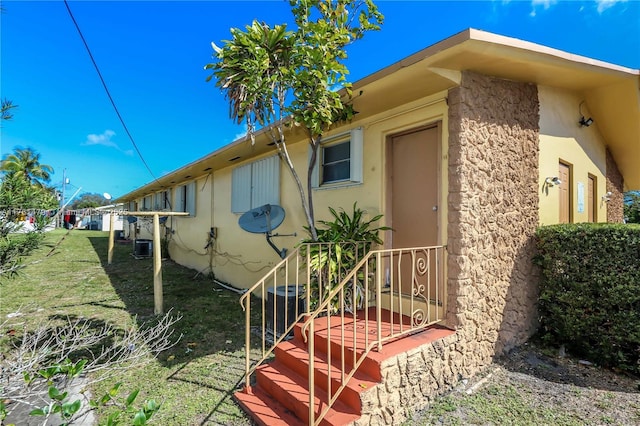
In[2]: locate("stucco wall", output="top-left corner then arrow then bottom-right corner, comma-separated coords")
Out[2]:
538,86 -> 609,224
145,92 -> 450,290
447,71 -> 540,360
606,148 -> 625,223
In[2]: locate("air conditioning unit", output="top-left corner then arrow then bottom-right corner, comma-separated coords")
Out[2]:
134,239 -> 153,257
266,285 -> 305,339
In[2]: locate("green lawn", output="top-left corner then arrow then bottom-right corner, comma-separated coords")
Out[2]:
0,229 -> 255,425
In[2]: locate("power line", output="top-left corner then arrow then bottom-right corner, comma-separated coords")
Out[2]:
63,0 -> 159,184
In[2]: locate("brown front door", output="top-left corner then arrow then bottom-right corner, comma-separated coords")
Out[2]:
389,126 -> 439,297
588,174 -> 596,222
559,162 -> 571,223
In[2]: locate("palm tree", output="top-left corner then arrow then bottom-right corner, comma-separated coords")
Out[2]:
0,147 -> 54,187
1,99 -> 17,121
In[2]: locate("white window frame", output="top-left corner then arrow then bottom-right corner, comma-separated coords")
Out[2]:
311,127 -> 363,188
231,155 -> 280,213
142,195 -> 152,211
154,189 -> 172,211
176,181 -> 196,216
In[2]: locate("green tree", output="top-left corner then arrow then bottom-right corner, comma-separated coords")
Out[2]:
70,192 -> 111,209
624,191 -> 640,223
206,0 -> 383,240
1,147 -> 54,187
0,169 -> 58,210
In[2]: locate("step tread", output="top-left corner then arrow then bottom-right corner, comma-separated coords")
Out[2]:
276,339 -> 379,391
292,322 -> 385,381
257,361 -> 361,425
234,386 -> 303,426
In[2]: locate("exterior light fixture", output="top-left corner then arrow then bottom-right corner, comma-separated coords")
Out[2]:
602,191 -> 613,202
579,116 -> 594,127
579,101 -> 594,127
545,176 -> 562,186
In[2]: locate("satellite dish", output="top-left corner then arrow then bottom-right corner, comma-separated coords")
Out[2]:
103,192 -> 112,200
239,204 -> 285,234
238,204 -> 288,258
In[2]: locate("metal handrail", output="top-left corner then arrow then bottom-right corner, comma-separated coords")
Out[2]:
239,246 -> 308,390
239,242 -> 359,390
301,245 -> 447,425
240,244 -> 446,426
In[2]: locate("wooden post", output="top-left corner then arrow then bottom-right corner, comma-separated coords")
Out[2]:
152,213 -> 163,314
107,214 -> 115,265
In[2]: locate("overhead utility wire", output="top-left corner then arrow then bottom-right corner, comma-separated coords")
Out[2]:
63,0 -> 159,184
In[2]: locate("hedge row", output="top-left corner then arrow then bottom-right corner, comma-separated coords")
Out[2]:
535,223 -> 640,375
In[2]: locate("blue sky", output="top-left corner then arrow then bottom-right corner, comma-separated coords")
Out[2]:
1,0 -> 638,202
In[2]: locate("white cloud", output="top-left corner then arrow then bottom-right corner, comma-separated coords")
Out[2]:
83,130 -> 133,156
528,0 -> 625,17
233,123 -> 249,142
84,129 -> 117,148
596,0 -> 627,13
529,0 -> 558,16
531,0 -> 556,9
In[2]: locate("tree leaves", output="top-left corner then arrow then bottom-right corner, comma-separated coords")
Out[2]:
205,0 -> 384,239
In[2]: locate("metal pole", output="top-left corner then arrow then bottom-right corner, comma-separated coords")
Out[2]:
60,169 -> 66,228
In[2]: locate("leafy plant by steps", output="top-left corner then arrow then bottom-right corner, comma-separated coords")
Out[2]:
301,203 -> 390,313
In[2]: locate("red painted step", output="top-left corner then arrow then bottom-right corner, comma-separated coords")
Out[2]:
234,386 -> 303,426
294,309 -> 456,381
256,361 -> 361,426
275,338 -> 378,413
235,308 -> 456,426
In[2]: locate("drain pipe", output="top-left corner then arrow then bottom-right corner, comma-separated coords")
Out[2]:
212,278 -> 247,295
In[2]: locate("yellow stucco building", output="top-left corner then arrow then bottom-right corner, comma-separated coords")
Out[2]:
118,28 -> 639,424
120,28 -> 638,291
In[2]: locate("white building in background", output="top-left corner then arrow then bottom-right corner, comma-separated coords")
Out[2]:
87,204 -> 125,232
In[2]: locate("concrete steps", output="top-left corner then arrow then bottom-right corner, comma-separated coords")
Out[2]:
234,309 -> 455,425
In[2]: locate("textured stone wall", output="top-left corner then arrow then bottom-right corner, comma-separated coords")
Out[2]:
446,71 -> 540,360
606,148 -> 624,223
353,71 -> 542,425
354,333 -> 462,425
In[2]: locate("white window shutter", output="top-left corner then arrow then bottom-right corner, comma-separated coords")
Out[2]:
176,186 -> 186,212
186,181 -> 196,216
350,127 -> 363,183
252,156 -> 280,207
232,164 -> 252,213
164,189 -> 172,210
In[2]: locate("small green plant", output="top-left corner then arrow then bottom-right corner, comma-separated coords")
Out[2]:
300,203 -> 390,313
25,359 -> 87,424
24,359 -> 160,425
89,382 -> 160,426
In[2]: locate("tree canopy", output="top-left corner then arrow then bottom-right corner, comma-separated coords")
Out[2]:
69,193 -> 112,210
1,99 -> 17,122
624,191 -> 640,223
1,147 -> 54,187
0,147 -> 57,210
206,0 -> 383,240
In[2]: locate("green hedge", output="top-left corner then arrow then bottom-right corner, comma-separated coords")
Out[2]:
535,223 -> 640,375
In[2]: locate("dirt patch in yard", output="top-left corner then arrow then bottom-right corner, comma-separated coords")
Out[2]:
413,342 -> 640,425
